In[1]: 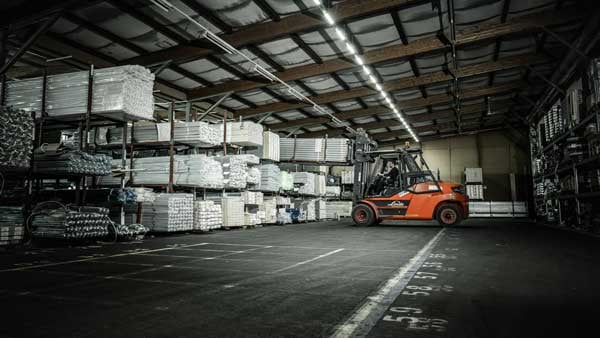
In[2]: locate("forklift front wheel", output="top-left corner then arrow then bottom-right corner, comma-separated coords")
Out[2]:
352,205 -> 376,226
436,204 -> 462,226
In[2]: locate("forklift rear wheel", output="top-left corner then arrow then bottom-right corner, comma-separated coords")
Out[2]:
436,204 -> 461,226
352,205 -> 376,226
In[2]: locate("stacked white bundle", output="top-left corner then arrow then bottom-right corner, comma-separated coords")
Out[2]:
277,208 -> 292,224
261,131 -> 280,161
244,212 -> 261,226
246,167 -> 261,186
146,194 -> 194,232
280,171 -> 294,191
294,199 -> 316,221
194,200 -> 222,231
293,172 -> 316,196
176,155 -> 224,189
325,186 -> 341,196
276,196 -> 291,205
260,198 -> 277,224
132,188 -> 156,202
172,121 -> 221,147
222,197 -> 244,227
241,191 -> 263,205
279,138 -> 350,162
219,154 -> 260,189
315,199 -> 328,220
221,121 -> 263,146
258,164 -> 281,192
341,170 -> 354,184
6,65 -> 155,121
325,201 -> 353,218
314,175 -> 327,196
131,156 -> 184,186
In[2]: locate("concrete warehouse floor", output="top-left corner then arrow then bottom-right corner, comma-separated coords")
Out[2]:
0,219 -> 599,338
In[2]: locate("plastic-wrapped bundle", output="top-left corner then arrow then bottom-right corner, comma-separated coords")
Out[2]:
145,194 -> 194,232
315,199 -> 328,220
280,171 -> 294,191
221,121 -> 263,146
325,201 -> 353,218
259,164 -> 281,192
177,155 -> 224,189
131,156 -> 183,186
250,131 -> 280,161
194,200 -> 222,231
222,197 -> 244,227
293,172 -> 316,196
294,199 -> 316,221
34,149 -> 112,176
246,166 -> 261,185
112,223 -> 148,241
241,191 -> 263,205
31,206 -> 111,240
173,121 -> 221,147
314,175 -> 327,196
132,188 -> 156,202
244,212 -> 261,226
0,207 -> 24,245
276,196 -> 291,205
218,155 -> 259,189
280,138 -> 350,162
0,106 -> 34,169
277,208 -> 292,224
325,186 -> 341,197
3,65 -> 155,121
341,170 -> 354,184
260,198 -> 277,224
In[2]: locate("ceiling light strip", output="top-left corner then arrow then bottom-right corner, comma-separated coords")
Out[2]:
314,2 -> 419,142
148,0 -> 357,134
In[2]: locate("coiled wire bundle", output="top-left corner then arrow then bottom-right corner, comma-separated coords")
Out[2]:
0,106 -> 34,169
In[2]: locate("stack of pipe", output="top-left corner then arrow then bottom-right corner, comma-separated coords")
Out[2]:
194,200 -> 222,231
144,194 -> 194,232
31,206 -> 111,240
0,206 -> 24,245
33,148 -> 112,176
258,164 -> 281,192
280,138 -> 350,162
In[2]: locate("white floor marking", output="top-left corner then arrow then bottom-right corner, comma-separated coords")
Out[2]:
0,243 -> 209,273
270,248 -> 345,273
203,241 -> 420,253
329,228 -> 446,338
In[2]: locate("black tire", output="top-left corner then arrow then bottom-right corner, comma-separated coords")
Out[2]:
436,204 -> 462,226
352,204 -> 376,226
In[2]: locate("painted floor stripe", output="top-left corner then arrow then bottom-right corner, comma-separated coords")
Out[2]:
270,248 -> 345,273
329,228 -> 446,338
0,243 -> 209,273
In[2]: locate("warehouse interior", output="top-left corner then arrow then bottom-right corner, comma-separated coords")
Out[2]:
1,0 -> 600,337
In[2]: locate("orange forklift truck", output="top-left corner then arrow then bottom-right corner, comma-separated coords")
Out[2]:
350,134 -> 468,227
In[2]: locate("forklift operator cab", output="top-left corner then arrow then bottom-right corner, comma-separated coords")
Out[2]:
351,146 -> 469,227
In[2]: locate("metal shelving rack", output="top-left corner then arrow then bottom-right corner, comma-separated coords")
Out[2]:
531,81 -> 600,234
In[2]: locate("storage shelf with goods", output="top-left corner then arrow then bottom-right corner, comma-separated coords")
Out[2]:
530,58 -> 600,234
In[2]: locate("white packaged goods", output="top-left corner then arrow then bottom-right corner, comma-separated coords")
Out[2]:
280,138 -> 350,162
258,164 -> 281,192
0,106 -> 34,169
222,197 -> 244,227
194,200 -> 222,231
247,167 -> 261,185
172,121 -> 221,147
276,196 -> 291,205
315,199 -> 328,220
4,65 -> 155,121
325,186 -> 341,196
466,184 -> 484,200
244,212 -> 261,226
325,201 -> 353,218
314,175 -> 327,196
242,191 -> 264,205
218,154 -> 260,189
144,194 -> 194,232
277,208 -> 292,224
176,155 -> 224,189
280,171 -> 294,191
263,131 -> 280,161
341,170 -> 354,184
294,199 -> 316,221
293,172 -> 316,196
131,156 -> 183,186
221,121 -> 263,146
465,168 -> 483,183
260,198 -> 277,224
132,188 -> 156,202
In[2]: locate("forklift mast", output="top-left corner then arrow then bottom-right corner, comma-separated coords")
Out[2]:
351,129 -> 439,204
